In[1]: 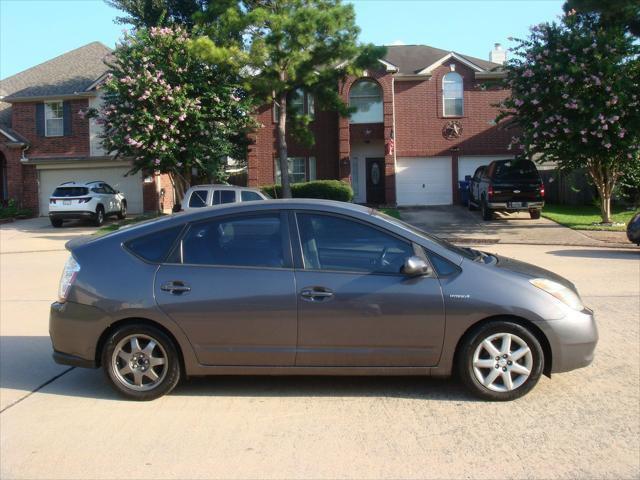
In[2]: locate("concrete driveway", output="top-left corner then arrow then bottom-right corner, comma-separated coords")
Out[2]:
1,217 -> 639,479
401,205 -> 632,247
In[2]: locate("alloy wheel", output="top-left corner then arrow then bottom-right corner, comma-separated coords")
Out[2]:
472,332 -> 533,392
111,334 -> 168,391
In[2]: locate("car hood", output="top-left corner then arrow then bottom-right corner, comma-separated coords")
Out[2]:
493,254 -> 577,293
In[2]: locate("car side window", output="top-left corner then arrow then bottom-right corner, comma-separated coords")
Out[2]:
103,184 -> 116,194
241,191 -> 263,202
126,225 -> 184,263
213,190 -> 236,204
181,214 -> 285,268
91,185 -> 107,194
296,213 -> 413,274
188,190 -> 209,208
425,250 -> 460,276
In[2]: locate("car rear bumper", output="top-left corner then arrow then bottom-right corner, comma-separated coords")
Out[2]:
49,211 -> 95,220
49,301 -> 109,368
542,307 -> 598,374
487,201 -> 544,210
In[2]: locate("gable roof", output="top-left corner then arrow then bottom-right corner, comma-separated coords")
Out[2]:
0,42 -> 111,127
382,45 -> 501,75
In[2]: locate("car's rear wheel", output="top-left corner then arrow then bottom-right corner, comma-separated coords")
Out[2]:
457,321 -> 544,401
102,324 -> 181,401
529,209 -> 541,220
481,199 -> 493,221
117,201 -> 127,220
93,206 -> 105,226
50,218 -> 63,228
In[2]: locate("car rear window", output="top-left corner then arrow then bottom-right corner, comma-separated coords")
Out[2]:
53,187 -> 89,197
125,226 -> 184,263
492,160 -> 539,181
241,191 -> 263,201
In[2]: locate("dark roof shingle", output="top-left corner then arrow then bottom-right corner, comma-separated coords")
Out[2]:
383,45 -> 501,74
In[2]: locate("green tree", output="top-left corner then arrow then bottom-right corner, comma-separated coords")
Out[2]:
564,0 -> 640,37
106,0 -> 208,29
89,26 -> 255,204
497,12 -> 640,223
195,0 -> 385,198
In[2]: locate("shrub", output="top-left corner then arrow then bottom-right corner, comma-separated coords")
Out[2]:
0,199 -> 33,219
261,180 -> 353,202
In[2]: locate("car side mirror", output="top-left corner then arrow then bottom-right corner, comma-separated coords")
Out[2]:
402,256 -> 432,277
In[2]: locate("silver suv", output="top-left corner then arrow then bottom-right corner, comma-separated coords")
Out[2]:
181,185 -> 269,212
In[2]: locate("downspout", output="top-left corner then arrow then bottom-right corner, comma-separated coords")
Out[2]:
391,75 -> 398,206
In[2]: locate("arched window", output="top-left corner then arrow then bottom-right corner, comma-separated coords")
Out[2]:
442,72 -> 463,117
349,79 -> 383,124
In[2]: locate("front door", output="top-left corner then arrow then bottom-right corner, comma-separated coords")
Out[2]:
366,158 -> 385,204
154,212 -> 297,366
294,212 -> 446,367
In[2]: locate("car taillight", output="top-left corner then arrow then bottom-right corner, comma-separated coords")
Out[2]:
58,255 -> 80,303
50,198 -> 56,205
540,185 -> 545,197
488,185 -> 494,199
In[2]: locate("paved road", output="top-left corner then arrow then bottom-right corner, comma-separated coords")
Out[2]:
1,218 -> 639,479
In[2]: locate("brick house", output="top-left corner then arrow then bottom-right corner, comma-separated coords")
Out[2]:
0,42 -> 172,216
248,44 -> 515,206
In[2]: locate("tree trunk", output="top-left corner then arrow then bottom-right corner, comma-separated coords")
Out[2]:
600,194 -> 612,224
277,92 -> 292,199
170,169 -> 191,210
588,161 -> 615,224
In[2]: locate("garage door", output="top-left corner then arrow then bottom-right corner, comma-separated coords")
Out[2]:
396,157 -> 452,206
38,166 -> 143,216
458,156 -> 513,181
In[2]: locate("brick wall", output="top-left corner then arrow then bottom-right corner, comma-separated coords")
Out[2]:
11,99 -> 90,158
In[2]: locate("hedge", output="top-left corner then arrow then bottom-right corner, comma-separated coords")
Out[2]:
261,180 -> 353,202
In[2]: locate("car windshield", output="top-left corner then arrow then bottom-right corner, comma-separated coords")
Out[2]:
492,160 -> 539,181
52,187 -> 89,197
373,211 -> 478,261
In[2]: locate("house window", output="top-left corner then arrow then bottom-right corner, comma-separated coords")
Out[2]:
273,90 -> 315,122
443,72 -> 464,117
275,157 -> 316,184
45,101 -> 64,137
349,79 -> 383,124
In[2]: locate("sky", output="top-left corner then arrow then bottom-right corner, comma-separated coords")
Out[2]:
1,0 -> 566,80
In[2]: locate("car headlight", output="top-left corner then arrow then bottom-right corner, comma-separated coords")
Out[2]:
529,278 -> 584,311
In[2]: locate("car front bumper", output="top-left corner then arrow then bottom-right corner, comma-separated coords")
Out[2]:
487,201 -> 544,210
540,307 -> 598,374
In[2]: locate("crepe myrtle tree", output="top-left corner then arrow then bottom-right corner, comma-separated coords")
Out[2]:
88,26 -> 254,204
497,12 -> 640,223
194,0 -> 385,198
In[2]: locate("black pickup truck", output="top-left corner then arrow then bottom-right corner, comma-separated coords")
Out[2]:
468,159 -> 545,221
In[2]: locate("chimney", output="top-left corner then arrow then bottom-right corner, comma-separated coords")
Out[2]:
490,43 -> 506,65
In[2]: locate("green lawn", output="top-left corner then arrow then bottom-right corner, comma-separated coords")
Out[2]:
542,204 -> 638,231
377,208 -> 401,219
94,213 -> 163,236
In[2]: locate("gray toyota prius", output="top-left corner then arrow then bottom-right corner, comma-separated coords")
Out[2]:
50,199 -> 597,401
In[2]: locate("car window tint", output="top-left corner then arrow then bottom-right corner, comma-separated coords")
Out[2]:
492,160 -> 539,181
52,187 -> 89,197
213,190 -> 236,204
103,184 -> 116,194
182,214 -> 284,268
241,191 -> 263,201
297,213 -> 413,274
126,226 -> 184,263
189,190 -> 208,208
427,251 -> 460,276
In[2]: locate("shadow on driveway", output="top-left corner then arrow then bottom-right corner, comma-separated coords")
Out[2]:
546,249 -> 640,260
0,336 -> 478,404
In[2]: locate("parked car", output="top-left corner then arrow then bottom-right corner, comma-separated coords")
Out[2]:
469,159 -> 545,221
179,185 -> 269,212
627,212 -> 640,245
48,181 -> 127,228
50,200 -> 597,401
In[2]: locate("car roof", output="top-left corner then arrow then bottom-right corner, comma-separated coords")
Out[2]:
54,181 -> 106,188
187,184 -> 261,191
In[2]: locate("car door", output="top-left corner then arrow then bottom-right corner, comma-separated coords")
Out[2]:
292,211 -> 446,367
154,211 -> 298,366
103,183 -> 119,212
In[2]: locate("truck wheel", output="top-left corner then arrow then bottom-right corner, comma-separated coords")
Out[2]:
481,200 -> 493,221
529,209 -> 541,220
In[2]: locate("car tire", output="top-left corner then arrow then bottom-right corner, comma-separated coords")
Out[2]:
93,206 -> 105,227
117,201 -> 127,220
468,198 -> 477,211
102,324 -> 181,401
529,209 -> 541,220
457,320 -> 544,401
481,199 -> 493,221
50,218 -> 63,228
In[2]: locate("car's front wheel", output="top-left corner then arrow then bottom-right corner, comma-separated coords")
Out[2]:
457,321 -> 544,401
102,324 -> 181,401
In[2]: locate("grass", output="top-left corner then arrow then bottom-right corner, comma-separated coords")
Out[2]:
94,213 -> 163,236
377,208 -> 401,219
542,204 -> 638,231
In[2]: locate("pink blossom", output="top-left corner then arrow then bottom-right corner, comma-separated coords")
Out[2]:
618,130 -> 626,138
514,99 -> 524,107
604,142 -> 612,149
522,69 -> 534,78
154,159 -> 161,165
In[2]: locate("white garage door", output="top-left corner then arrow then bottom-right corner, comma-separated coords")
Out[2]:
458,156 -> 513,181
396,157 -> 452,206
38,166 -> 143,216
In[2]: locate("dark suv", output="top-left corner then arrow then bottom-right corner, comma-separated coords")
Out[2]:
469,159 -> 545,221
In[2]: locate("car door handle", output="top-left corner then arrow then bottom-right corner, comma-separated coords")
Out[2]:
300,287 -> 334,302
160,281 -> 191,294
